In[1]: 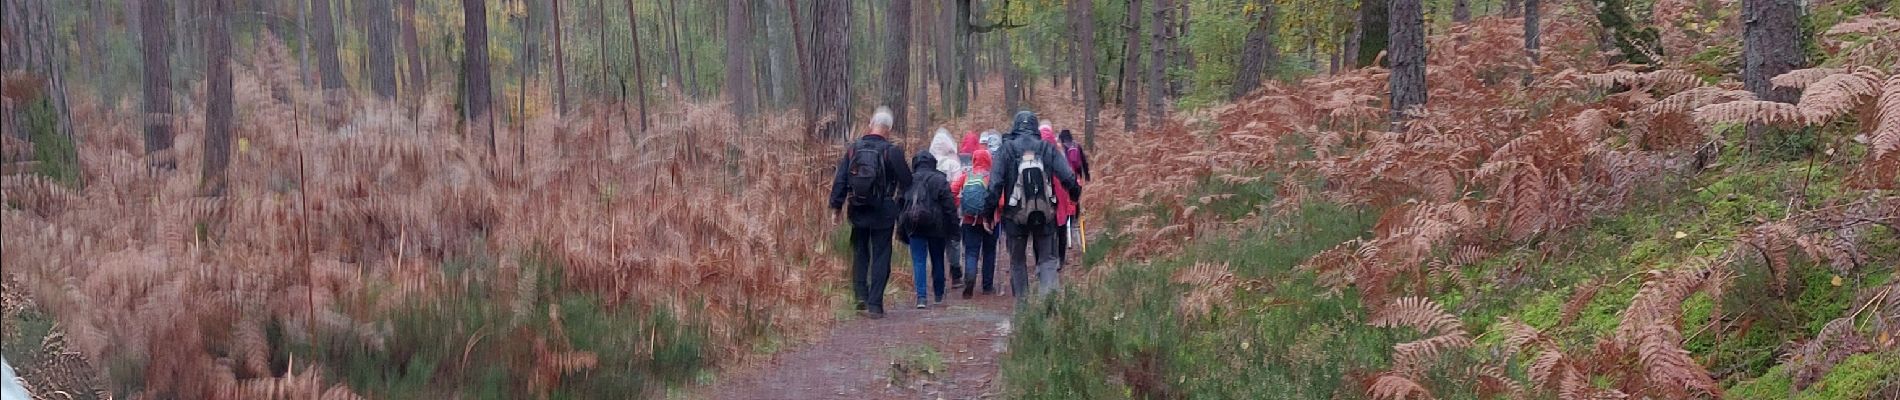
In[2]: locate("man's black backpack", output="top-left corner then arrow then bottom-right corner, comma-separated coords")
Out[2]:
846,141 -> 888,207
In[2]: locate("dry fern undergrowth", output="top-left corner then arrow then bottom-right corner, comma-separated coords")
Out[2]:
1,35 -> 843,399
1062,8 -> 1900,399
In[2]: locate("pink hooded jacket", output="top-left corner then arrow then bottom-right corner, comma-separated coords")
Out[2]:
1040,129 -> 1078,224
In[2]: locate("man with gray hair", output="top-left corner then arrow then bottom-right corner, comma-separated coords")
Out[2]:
830,106 -> 912,319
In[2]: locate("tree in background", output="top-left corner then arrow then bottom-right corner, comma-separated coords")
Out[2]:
1524,0 -> 1540,85
625,0 -> 651,132
367,0 -> 398,99
203,0 -> 233,195
1354,0 -> 1389,68
1741,0 -> 1805,150
462,0 -> 495,154
1073,0 -> 1099,149
1388,0 -> 1427,125
881,0 -> 911,135
399,0 -> 425,96
812,0 -> 851,140
727,0 -> 757,120
141,0 -> 175,170
312,0 -> 349,95
1232,0 -> 1276,100
1453,0 -> 1470,23
1148,0 -> 1172,127
1122,0 -> 1144,132
553,0 -> 569,114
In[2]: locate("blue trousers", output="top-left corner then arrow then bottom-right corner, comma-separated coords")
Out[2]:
909,236 -> 948,302
961,224 -> 998,292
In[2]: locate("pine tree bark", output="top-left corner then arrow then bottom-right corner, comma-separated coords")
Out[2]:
1520,0 -> 1535,64
399,0 -> 425,96
1505,0 -> 1521,17
311,0 -> 348,93
1074,0 -> 1099,149
1389,0 -> 1427,125
1121,0 -> 1143,131
1742,0 -> 1804,148
462,0 -> 495,153
551,0 -> 568,113
725,0 -> 757,120
1356,0 -> 1389,68
1453,0 -> 1470,22
1232,0 -> 1275,100
367,0 -> 398,99
1148,0 -> 1171,127
203,0 -> 234,194
624,0 -> 650,132
784,0 -> 815,136
881,0 -> 911,135
812,0 -> 851,140
664,0 -> 689,97
141,0 -> 176,169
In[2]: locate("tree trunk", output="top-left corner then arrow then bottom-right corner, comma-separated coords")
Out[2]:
1074,0 -> 1099,149
625,0 -> 650,132
881,0 -> 911,135
551,0 -> 568,113
1148,0 -> 1171,127
1232,0 -> 1275,100
1453,0 -> 1471,22
462,0 -> 495,154
1523,0 -> 1540,85
784,0 -> 815,137
763,0 -> 787,106
1122,0 -> 1143,131
367,0 -> 398,99
142,0 -> 176,169
663,0 -> 683,95
1741,0 -> 1804,148
203,0 -> 234,194
399,0 -> 425,96
1389,0 -> 1428,126
955,0 -> 975,115
725,0 -> 757,120
812,0 -> 851,140
1505,0 -> 1521,17
312,0 -> 348,93
1356,0 -> 1389,68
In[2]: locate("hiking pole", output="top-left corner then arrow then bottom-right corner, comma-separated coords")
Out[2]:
1077,216 -> 1088,253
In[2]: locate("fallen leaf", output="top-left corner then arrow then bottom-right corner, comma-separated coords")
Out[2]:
1831,275 -> 1843,287
1673,231 -> 1688,239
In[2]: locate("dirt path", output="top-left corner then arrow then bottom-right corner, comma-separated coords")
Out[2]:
693,293 -> 1017,400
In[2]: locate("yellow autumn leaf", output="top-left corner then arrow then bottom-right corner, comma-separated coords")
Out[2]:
1831,275 -> 1843,287
1673,231 -> 1688,239
238,138 -> 250,154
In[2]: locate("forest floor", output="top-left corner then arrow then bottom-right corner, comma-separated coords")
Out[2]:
690,289 -> 1016,400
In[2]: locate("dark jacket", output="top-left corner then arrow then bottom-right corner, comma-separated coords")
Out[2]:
1059,130 -> 1092,181
992,111 -> 1081,223
897,153 -> 957,239
829,135 -> 912,230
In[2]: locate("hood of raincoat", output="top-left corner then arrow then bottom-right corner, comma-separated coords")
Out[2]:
911,152 -> 938,172
1008,111 -> 1040,138
1040,129 -> 1058,145
970,149 -> 993,173
960,132 -> 982,154
930,130 -> 962,174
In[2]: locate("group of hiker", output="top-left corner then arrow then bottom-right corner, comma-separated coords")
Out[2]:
829,107 -> 1090,318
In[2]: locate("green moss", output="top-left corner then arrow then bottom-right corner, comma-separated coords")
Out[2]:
1797,353 -> 1900,400
1731,365 -> 1796,399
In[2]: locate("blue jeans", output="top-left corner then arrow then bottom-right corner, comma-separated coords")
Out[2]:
909,236 -> 948,302
961,224 -> 998,292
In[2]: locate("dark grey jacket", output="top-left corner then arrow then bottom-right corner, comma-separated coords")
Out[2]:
991,111 -> 1081,225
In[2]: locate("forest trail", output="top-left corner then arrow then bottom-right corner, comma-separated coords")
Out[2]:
693,293 -> 1016,400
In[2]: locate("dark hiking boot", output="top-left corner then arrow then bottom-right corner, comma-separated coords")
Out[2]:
916,299 -> 928,309
962,280 -> 975,299
860,309 -> 885,319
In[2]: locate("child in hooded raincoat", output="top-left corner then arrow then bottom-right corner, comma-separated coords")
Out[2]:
951,148 -> 998,298
929,129 -> 967,288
